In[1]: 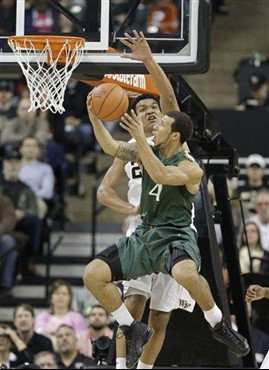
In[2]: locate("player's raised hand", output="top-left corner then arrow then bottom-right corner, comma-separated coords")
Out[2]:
120,109 -> 144,140
245,284 -> 265,302
120,30 -> 152,62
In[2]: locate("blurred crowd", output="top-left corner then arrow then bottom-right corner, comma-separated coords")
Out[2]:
0,0 -> 269,368
0,280 -> 115,368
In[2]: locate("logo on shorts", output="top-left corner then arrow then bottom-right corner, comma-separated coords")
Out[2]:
179,299 -> 191,309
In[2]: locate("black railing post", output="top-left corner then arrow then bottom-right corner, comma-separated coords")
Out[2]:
212,173 -> 256,368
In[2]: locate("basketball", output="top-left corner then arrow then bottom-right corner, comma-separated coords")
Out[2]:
91,83 -> 129,122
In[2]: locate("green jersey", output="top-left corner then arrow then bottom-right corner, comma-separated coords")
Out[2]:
140,147 -> 195,228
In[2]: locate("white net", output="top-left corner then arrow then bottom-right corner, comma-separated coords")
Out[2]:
8,37 -> 84,114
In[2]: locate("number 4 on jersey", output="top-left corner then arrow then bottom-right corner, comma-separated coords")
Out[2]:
149,184 -> 163,202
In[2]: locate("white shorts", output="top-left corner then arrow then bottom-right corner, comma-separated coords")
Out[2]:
123,273 -> 195,313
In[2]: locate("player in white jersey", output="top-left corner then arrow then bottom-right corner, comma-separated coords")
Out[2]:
97,32 -> 195,369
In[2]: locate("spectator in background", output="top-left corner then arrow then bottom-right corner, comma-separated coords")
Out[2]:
1,150 -> 41,276
0,80 -> 17,120
13,304 -> 54,366
34,351 -> 58,369
48,80 -> 93,152
35,280 -> 86,349
239,222 -> 265,274
55,325 -> 95,369
0,195 -> 19,298
237,154 -> 268,215
248,189 -> 269,254
0,323 -> 18,368
1,97 -> 49,149
0,0 -> 16,34
19,136 -> 55,218
77,305 -> 113,359
237,73 -> 269,110
25,0 -> 59,34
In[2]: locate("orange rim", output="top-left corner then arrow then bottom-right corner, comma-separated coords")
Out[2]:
8,35 -> 85,65
8,35 -> 85,50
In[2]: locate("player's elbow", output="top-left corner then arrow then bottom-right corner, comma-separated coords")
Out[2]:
97,185 -> 107,205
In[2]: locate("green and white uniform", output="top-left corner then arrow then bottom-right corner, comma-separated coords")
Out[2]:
116,147 -> 201,281
123,138 -> 195,312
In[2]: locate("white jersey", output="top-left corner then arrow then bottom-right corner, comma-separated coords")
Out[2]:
124,136 -> 154,235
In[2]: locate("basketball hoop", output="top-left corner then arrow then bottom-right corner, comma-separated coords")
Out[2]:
8,35 -> 85,114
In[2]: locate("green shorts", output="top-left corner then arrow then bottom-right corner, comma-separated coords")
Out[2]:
115,224 -> 201,281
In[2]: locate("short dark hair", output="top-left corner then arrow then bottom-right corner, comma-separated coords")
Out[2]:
56,324 -> 75,334
21,135 -> 41,147
14,304 -> 35,319
91,305 -> 109,317
166,111 -> 193,144
131,93 -> 160,113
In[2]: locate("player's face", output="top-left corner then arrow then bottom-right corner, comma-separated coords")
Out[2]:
135,99 -> 162,135
152,115 -> 176,147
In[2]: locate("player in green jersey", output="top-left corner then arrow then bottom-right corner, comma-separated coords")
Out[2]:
83,30 -> 250,370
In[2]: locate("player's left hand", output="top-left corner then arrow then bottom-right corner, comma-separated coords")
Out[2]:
120,110 -> 145,140
119,30 -> 152,62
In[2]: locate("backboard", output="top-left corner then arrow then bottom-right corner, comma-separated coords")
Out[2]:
0,0 -> 211,78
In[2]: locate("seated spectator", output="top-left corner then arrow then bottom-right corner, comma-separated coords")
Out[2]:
34,351 -> 58,369
0,194 -> 20,297
239,222 -> 265,274
1,97 -> 49,149
247,189 -> 269,253
0,323 -> 18,368
77,305 -> 113,359
0,80 -> 17,121
55,325 -> 95,369
19,136 -> 55,218
237,154 -> 268,215
236,73 -> 269,110
35,280 -> 87,349
25,0 -> 59,34
12,304 -> 54,366
1,150 -> 41,276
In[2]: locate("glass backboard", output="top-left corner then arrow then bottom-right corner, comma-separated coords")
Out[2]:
0,0 -> 211,77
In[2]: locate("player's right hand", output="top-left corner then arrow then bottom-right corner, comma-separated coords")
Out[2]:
245,284 -> 265,302
86,91 -> 95,117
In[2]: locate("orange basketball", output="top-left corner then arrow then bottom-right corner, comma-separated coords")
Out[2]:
91,83 -> 129,122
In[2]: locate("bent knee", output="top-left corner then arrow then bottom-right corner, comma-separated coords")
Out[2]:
83,259 -> 112,286
172,269 -> 199,288
149,310 -> 171,331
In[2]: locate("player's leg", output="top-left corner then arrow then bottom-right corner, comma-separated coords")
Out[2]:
138,274 -> 177,369
171,256 -> 250,357
116,294 -> 147,369
138,309 -> 171,369
83,243 -> 154,368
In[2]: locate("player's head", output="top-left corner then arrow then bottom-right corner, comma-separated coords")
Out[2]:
131,94 -> 161,135
152,111 -> 193,148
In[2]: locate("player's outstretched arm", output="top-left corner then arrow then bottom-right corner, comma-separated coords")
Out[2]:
97,158 -> 140,215
87,93 -> 139,162
120,30 -> 179,113
245,285 -> 269,302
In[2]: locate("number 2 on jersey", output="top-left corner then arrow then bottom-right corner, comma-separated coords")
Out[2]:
149,184 -> 163,202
